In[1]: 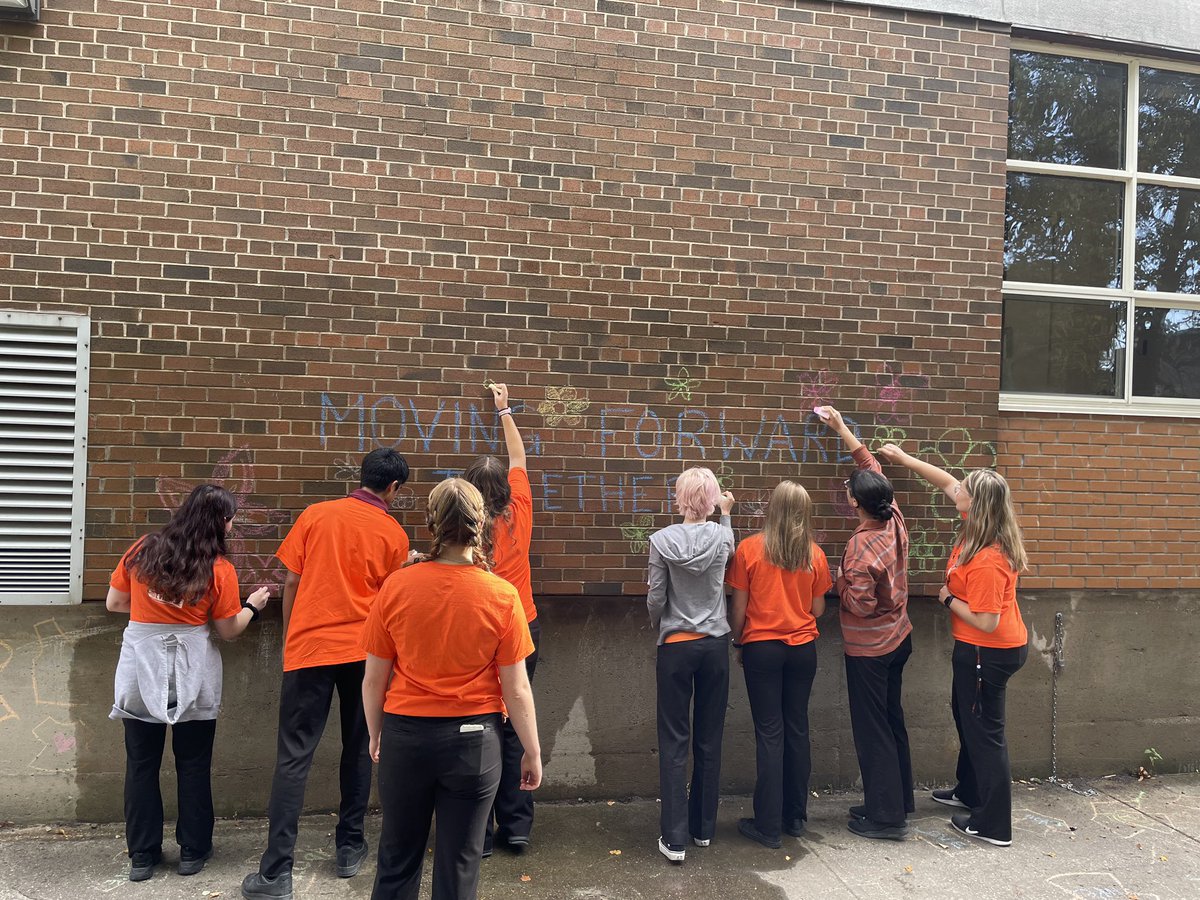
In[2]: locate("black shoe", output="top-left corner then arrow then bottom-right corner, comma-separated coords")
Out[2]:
505,835 -> 531,855
784,818 -> 805,838
241,870 -> 294,900
737,817 -> 782,849
336,842 -> 369,878
848,804 -> 868,820
657,837 -> 685,864
129,849 -> 161,882
932,788 -> 969,809
950,813 -> 1011,847
847,817 -> 908,841
178,847 -> 213,876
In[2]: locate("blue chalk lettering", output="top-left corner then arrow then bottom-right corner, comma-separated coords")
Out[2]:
634,407 -> 664,460
370,395 -> 407,450
675,408 -> 709,459
540,472 -> 563,512
407,399 -> 446,452
320,393 -> 366,451
631,474 -> 654,514
598,406 -> 636,459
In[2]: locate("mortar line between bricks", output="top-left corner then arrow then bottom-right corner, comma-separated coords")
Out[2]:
1095,786 -> 1200,847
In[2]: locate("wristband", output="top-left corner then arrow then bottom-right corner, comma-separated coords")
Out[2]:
943,594 -> 956,609
242,600 -> 261,623
497,407 -> 512,417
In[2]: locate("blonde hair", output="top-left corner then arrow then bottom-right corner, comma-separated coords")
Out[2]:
956,468 -> 1028,571
762,481 -> 814,572
675,467 -> 720,520
425,478 -> 488,567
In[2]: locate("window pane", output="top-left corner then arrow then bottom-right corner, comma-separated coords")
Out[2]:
1138,67 -> 1200,178
1136,185 -> 1200,294
1001,295 -> 1127,396
1009,51 -> 1126,168
1132,306 -> 1200,398
1005,174 -> 1123,288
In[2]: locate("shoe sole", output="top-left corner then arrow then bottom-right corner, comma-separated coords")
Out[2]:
657,839 -> 685,863
129,867 -> 156,882
950,818 -> 1011,847
692,838 -> 710,847
506,838 -> 530,855
848,825 -> 908,841
932,792 -> 969,809
242,891 -> 294,900
737,824 -> 782,849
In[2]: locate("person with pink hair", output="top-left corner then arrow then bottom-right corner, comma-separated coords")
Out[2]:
646,467 -> 735,864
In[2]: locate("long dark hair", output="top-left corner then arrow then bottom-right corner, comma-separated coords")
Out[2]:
126,484 -> 237,605
848,470 -> 896,522
461,455 -> 512,563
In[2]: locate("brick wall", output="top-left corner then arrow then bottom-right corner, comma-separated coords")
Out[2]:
999,413 -> 1200,590
0,0 -> 1011,599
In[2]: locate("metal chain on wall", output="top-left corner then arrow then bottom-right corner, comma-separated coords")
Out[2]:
1047,611 -> 1096,797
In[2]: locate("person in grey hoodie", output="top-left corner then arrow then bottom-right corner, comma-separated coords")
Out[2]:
647,466 -> 735,864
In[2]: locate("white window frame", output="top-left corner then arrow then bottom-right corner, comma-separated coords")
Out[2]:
0,310 -> 90,605
1000,40 -> 1200,418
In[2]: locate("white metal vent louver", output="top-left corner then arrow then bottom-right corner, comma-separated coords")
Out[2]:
0,312 -> 90,604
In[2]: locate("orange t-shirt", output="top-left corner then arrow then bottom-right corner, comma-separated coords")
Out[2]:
110,543 -> 242,626
946,543 -> 1027,649
361,561 -> 535,717
277,496 -> 410,672
491,467 -> 536,622
726,533 -> 832,646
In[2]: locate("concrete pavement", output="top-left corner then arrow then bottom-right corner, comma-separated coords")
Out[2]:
1,775 -> 1198,899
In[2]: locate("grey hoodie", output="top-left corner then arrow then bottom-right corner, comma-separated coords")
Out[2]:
647,515 -> 734,645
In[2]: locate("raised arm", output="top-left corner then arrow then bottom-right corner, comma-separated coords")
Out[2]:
816,405 -> 863,455
489,382 -> 526,471
877,443 -> 960,502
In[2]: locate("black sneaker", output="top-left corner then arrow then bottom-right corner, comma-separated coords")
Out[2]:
737,817 -> 782,849
241,870 -> 294,900
505,835 -> 531,855
178,847 -> 213,876
848,804 -> 868,820
847,817 -> 908,841
336,842 -> 369,878
128,849 -> 161,882
784,818 -> 805,838
657,837 -> 685,864
931,788 -> 969,809
950,813 -> 1011,847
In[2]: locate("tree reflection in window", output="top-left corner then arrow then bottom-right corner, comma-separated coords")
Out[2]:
1009,51 -> 1125,168
1139,67 -> 1200,179
1136,186 -> 1200,294
1133,306 -> 1200,398
1002,296 -> 1126,396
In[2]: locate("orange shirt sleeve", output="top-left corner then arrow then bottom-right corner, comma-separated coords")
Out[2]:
361,593 -> 396,661
496,592 -> 535,666
812,546 -> 833,598
726,541 -> 751,591
110,551 -> 132,592
963,550 -> 1009,614
210,561 -> 243,620
275,510 -> 309,575
507,468 -> 533,541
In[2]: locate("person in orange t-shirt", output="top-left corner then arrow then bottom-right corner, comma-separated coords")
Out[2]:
106,485 -> 271,883
362,477 -> 540,900
727,481 -> 831,849
462,381 -> 539,856
879,444 -> 1029,848
243,449 -> 411,900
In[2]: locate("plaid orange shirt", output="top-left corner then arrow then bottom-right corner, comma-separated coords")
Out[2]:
835,446 -> 913,657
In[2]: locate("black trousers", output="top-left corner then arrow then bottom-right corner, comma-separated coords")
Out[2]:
122,717 -> 216,858
259,660 -> 372,878
742,640 -> 817,840
372,713 -> 502,900
950,640 -> 1028,841
485,616 -> 540,848
656,635 -> 729,846
845,635 -> 915,826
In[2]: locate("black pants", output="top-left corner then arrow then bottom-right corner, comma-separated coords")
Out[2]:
373,713 -> 502,900
950,640 -> 1028,841
259,661 -> 372,878
122,717 -> 216,858
656,635 -> 729,846
845,635 -> 915,826
486,616 -> 540,849
742,640 -> 817,840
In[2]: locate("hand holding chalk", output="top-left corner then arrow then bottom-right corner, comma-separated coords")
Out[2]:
816,405 -> 845,431
813,405 -> 830,421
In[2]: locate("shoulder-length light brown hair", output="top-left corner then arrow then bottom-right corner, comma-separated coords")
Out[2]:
956,468 -> 1028,571
762,481 -> 814,572
425,478 -> 488,568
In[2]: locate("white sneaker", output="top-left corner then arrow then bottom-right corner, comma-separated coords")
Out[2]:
657,837 -> 685,863
692,837 -> 710,847
950,814 -> 1011,847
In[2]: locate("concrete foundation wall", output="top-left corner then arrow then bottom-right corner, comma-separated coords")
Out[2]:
2,592 -> 1196,824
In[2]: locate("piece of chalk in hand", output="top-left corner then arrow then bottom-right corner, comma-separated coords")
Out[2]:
814,406 -> 829,419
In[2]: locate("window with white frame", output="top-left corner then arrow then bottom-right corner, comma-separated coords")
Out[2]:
0,311 -> 90,604
1000,43 -> 1200,416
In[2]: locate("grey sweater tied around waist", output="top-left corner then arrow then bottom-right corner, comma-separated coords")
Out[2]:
110,621 -> 224,724
646,515 -> 734,645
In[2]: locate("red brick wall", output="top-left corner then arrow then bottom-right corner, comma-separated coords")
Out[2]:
999,413 -> 1200,590
0,0 -> 1011,599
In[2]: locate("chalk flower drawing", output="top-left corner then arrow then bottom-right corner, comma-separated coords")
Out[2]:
332,455 -> 359,481
796,369 -> 839,407
664,367 -> 701,402
537,386 -> 590,427
620,516 -> 655,554
871,424 -> 909,450
715,464 -> 735,491
919,428 -> 998,522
